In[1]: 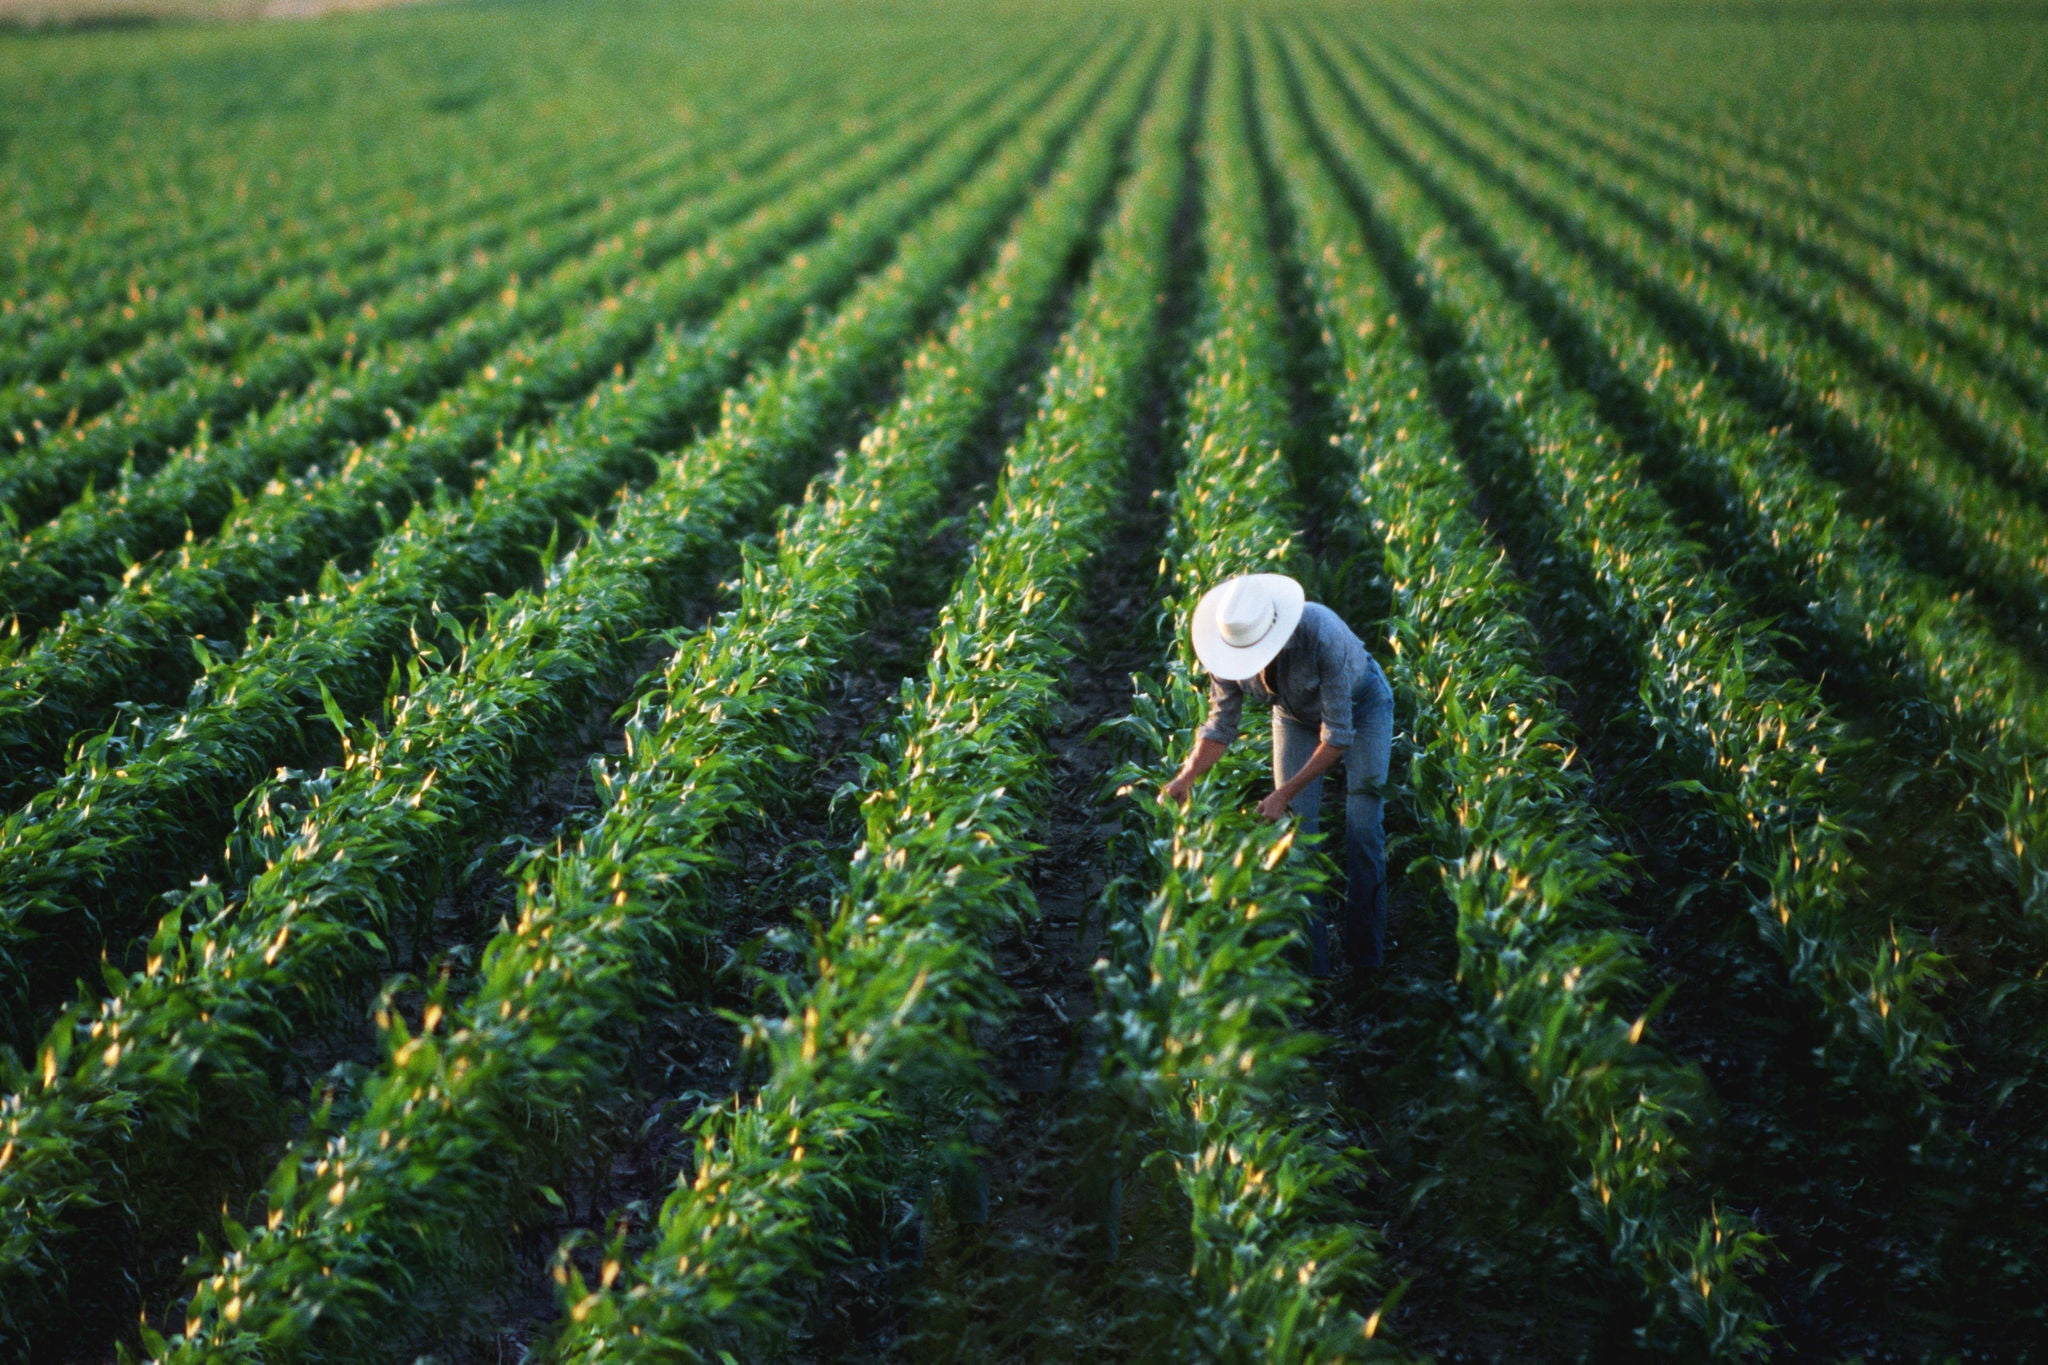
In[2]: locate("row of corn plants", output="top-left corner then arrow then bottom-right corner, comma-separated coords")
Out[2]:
1308,69 -> 2038,1328
1349,49 -> 2048,659
1436,46 -> 2048,430
0,161 -> 483,368
0,0 -> 904,370
0,71 -> 999,799
1325,28 -> 2048,1313
0,77 -> 545,315
1448,28 -> 2048,323
0,81 -> 549,294
0,75 -> 964,654
1293,30 -> 1950,1104
0,74 -> 936,555
0,145 -> 760,535
0,36 -> 1137,1353
1522,37 -> 2048,305
1398,46 -> 2048,530
0,153 -> 469,348
1252,27 -> 1771,1354
1089,32 -> 1388,1362
1408,42 -> 2048,427
0,143 -> 581,329
0,109 -> 664,393
0,98 -> 884,636
0,8 -> 1058,434
0,177 -> 733,530
135,31 -> 1162,1360
549,30 -> 1192,1360
0,108 -> 776,490
1348,31 -> 2048,942
0,45 -> 1099,1041
0,126 -> 702,447
0,32 -> 696,363
0,0 -> 1006,321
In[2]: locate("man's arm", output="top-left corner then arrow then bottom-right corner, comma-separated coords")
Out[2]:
1164,674 -> 1245,803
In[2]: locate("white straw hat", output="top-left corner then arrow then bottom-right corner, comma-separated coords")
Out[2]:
1191,573 -> 1305,681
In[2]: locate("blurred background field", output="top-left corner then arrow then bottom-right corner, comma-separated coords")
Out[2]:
0,0 -> 438,26
5,0 -> 2043,247
1412,0 -> 2048,260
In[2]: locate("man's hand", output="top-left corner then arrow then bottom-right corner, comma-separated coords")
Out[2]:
1162,737 -> 1228,807
1258,741 -> 1343,824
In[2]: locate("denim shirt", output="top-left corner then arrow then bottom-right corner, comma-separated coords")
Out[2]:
1199,602 -> 1369,748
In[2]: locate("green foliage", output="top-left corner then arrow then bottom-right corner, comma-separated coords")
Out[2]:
1356,31 -> 2048,953
1089,32 -> 1389,1364
1253,26 -> 1770,1353
1292,25 -> 1954,1104
0,39 -> 1115,1354
0,82 -> 961,800
0,92 -> 886,640
0,1 -> 2043,1356
0,60 -> 1080,1047
144,32 -> 1153,1360
548,31 -> 1185,1360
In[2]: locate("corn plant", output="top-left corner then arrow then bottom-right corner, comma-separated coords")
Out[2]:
140,34 -> 1160,1360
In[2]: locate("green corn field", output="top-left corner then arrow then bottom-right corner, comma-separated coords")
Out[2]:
1,0 -> 2045,1358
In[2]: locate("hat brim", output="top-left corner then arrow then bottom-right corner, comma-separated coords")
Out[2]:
1191,573 -> 1305,681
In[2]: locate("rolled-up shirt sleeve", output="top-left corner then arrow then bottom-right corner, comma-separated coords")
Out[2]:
1199,676 -> 1244,746
1316,633 -> 1356,748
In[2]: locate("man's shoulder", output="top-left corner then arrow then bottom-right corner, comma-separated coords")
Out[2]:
1301,601 -> 1359,643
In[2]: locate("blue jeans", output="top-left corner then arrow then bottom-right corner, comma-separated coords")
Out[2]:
1273,659 -> 1393,973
